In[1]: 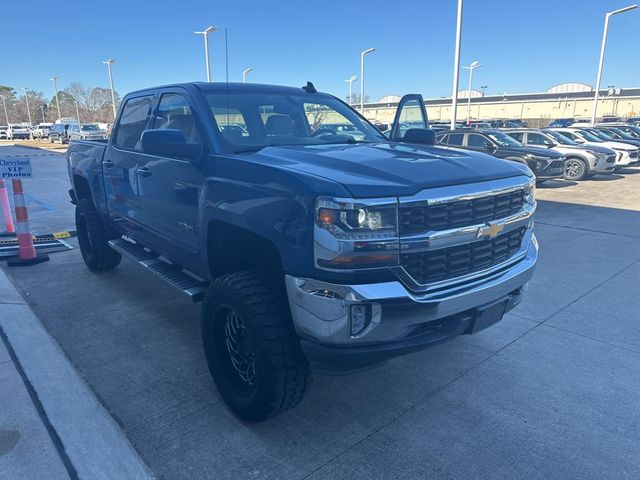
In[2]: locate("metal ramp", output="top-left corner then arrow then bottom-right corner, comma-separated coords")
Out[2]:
108,238 -> 207,302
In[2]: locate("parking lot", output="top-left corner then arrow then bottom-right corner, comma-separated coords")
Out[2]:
0,143 -> 639,479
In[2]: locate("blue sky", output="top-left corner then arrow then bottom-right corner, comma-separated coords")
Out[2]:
2,0 -> 639,101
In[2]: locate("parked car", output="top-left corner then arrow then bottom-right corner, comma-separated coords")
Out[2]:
6,124 -> 31,140
570,119 -> 591,127
600,116 -> 621,123
579,127 -> 640,164
0,126 -> 7,139
32,123 -> 55,139
436,128 -> 565,181
597,123 -> 640,138
49,123 -> 71,144
589,127 -> 640,152
506,129 -> 616,181
625,116 -> 640,125
67,123 -> 108,141
66,83 -> 538,421
547,127 -> 638,168
548,118 -> 575,128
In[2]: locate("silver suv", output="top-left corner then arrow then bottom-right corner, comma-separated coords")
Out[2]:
504,129 -> 616,181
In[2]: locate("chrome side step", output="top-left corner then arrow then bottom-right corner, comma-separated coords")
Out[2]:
108,238 -> 207,302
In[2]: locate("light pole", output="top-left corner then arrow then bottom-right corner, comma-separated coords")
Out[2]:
243,67 -> 252,83
590,4 -> 638,125
481,85 -> 487,97
41,105 -> 46,123
360,47 -> 375,113
0,96 -> 9,124
103,59 -> 117,120
75,101 -> 81,123
22,88 -> 33,126
195,26 -> 217,82
345,75 -> 357,105
50,76 -> 61,122
462,61 -> 481,124
450,0 -> 464,129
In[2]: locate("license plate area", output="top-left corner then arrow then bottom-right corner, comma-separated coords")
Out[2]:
470,300 -> 508,334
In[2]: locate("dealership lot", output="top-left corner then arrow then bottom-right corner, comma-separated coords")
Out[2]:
1,144 -> 640,479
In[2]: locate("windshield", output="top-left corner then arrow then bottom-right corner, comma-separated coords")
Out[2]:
81,124 -> 100,131
587,129 -> 614,141
487,132 -> 523,147
545,130 -> 577,145
576,130 -> 603,142
205,92 -> 387,153
606,127 -> 635,140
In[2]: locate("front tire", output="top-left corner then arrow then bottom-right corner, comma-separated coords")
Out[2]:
75,199 -> 121,271
201,270 -> 311,421
564,158 -> 588,181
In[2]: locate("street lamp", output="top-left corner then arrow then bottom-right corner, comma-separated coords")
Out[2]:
481,85 -> 487,97
103,59 -> 117,120
450,0 -> 464,129
194,25 -> 217,82
22,88 -> 32,126
50,76 -> 61,122
462,61 -> 481,124
243,67 -> 253,83
590,4 -> 638,125
360,47 -> 376,112
0,95 -> 9,124
345,75 -> 357,105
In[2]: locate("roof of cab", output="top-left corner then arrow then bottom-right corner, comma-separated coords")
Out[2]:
124,82 -> 328,97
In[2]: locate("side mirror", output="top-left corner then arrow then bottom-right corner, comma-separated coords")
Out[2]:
399,128 -> 436,145
484,143 -> 495,151
141,129 -> 202,160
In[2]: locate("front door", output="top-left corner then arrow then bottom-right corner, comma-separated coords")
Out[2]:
136,90 -> 204,269
104,94 -> 154,233
390,94 -> 428,141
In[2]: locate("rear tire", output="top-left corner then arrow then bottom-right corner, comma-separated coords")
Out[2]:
75,199 -> 121,271
201,270 -> 311,421
563,158 -> 588,181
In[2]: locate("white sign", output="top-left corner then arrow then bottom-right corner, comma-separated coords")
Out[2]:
0,158 -> 32,179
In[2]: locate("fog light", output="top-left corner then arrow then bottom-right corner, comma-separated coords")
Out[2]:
350,304 -> 372,336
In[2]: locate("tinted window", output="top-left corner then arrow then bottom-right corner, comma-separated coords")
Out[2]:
447,133 -> 464,146
437,134 -> 449,144
508,132 -> 524,142
528,133 -> 554,146
467,133 -> 491,148
152,93 -> 201,143
114,95 -> 153,150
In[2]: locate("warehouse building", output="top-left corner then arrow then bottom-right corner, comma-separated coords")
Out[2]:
362,82 -> 640,127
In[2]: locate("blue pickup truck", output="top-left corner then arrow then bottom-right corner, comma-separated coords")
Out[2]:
66,82 -> 538,421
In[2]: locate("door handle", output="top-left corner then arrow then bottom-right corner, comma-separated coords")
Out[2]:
103,160 -> 113,168
136,167 -> 152,177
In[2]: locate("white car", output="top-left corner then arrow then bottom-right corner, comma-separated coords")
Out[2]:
548,127 -> 638,168
6,124 -> 31,140
0,126 -> 7,139
32,123 -> 54,139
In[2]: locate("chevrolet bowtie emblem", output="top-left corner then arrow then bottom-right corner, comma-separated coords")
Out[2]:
478,221 -> 504,239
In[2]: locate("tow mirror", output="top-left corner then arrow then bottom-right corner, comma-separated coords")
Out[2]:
141,129 -> 202,160
400,128 -> 436,145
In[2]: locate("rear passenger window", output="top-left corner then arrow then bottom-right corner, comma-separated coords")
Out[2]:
152,93 -> 201,143
467,134 -> 490,148
509,132 -> 524,142
114,95 -> 153,150
447,133 -> 464,146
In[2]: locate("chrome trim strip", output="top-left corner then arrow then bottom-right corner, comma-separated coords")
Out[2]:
398,175 -> 533,206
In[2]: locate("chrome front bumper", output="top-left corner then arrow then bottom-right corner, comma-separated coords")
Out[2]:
285,233 -> 538,349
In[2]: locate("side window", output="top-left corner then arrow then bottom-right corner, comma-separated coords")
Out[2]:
152,93 -> 201,143
509,132 -> 524,142
114,95 -> 153,150
467,133 -> 491,148
448,133 -> 464,146
437,134 -> 449,144
528,133 -> 548,146
562,131 -> 577,140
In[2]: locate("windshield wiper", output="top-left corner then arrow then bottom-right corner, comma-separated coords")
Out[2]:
320,138 -> 373,146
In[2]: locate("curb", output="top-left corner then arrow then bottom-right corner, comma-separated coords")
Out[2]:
0,268 -> 155,479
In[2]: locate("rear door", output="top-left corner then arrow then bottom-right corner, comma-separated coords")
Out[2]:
390,94 -> 428,141
103,94 -> 154,233
136,89 -> 205,269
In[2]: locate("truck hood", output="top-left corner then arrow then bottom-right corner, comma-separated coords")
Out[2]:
245,143 -> 531,197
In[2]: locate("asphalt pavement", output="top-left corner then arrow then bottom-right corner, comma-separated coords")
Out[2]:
1,143 -> 639,479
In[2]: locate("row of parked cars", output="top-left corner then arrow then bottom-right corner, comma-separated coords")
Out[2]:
432,124 -> 640,182
0,122 -> 108,143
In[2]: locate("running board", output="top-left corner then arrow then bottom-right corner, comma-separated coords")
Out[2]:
108,238 -> 207,302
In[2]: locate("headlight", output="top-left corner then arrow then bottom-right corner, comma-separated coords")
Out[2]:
525,180 -> 536,206
315,197 -> 399,269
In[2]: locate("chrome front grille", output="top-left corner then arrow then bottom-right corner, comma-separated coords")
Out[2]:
401,226 -> 526,285
398,188 -> 526,235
